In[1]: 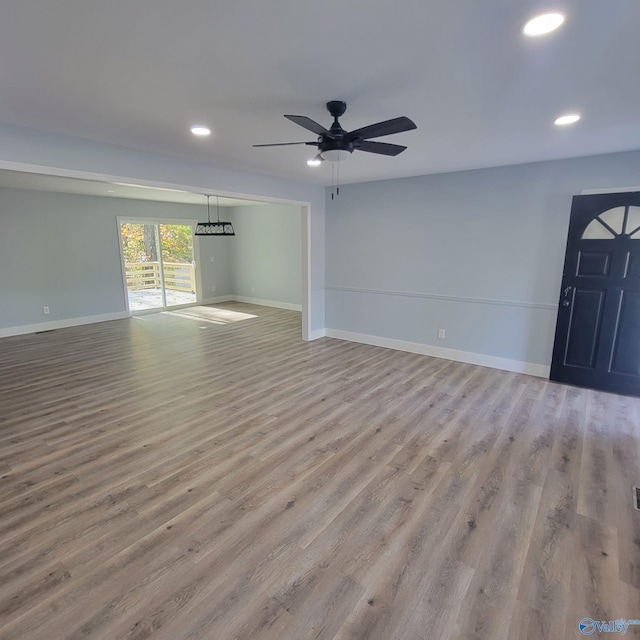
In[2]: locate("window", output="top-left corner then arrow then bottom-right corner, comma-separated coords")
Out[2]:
582,206 -> 640,239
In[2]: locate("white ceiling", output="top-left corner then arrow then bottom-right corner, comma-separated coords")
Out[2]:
0,0 -> 638,187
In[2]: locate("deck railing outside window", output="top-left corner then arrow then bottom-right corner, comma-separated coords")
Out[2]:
125,262 -> 196,293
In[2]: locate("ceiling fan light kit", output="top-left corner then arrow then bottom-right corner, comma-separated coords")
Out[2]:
195,195 -> 236,237
254,100 -> 417,164
321,149 -> 344,162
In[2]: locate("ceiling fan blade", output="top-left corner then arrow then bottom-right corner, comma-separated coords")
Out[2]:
253,142 -> 317,147
284,115 -> 329,136
354,140 -> 407,156
346,116 -> 417,141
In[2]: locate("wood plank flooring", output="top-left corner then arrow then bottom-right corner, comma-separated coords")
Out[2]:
0,303 -> 639,640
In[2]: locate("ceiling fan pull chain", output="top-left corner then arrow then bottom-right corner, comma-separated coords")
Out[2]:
331,161 -> 335,200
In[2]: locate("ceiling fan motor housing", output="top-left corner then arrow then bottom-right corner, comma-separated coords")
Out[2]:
319,137 -> 354,155
327,100 -> 347,118
322,101 -> 354,155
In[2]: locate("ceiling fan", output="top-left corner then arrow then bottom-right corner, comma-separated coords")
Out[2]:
253,101 -> 417,162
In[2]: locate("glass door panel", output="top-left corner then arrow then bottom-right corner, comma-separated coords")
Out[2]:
120,222 -> 166,311
159,224 -> 197,307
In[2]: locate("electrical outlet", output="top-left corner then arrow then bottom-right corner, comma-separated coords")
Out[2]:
251,286 -> 255,293
437,328 -> 445,340
211,285 -> 216,292
43,306 -> 50,315
210,256 -> 215,263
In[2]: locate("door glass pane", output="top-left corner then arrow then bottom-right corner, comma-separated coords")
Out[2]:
120,222 -> 164,310
598,207 -> 626,234
625,206 -> 640,237
160,224 -> 197,307
582,219 -> 616,240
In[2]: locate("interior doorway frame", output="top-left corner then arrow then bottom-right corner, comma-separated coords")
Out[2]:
0,161 -> 313,341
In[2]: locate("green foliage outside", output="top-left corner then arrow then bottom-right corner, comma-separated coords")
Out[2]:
121,223 -> 193,263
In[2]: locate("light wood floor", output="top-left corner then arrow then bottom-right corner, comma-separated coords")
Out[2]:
1,303 -> 639,640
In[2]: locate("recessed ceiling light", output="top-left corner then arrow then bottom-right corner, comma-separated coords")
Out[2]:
554,113 -> 581,126
190,125 -> 211,137
523,12 -> 565,36
307,157 -> 322,167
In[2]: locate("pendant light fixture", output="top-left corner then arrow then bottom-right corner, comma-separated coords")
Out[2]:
195,195 -> 235,236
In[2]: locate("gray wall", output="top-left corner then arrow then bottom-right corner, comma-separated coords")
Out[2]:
229,204 -> 302,306
325,150 -> 640,367
0,187 -> 227,329
0,188 -> 301,331
199,215 -> 234,300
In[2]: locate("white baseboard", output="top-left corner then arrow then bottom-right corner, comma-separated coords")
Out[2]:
202,295 -> 301,312
0,310 -> 549,378
231,296 -> 302,312
0,311 -> 130,339
0,297 -> 302,339
202,295 -> 234,305
324,328 -> 550,378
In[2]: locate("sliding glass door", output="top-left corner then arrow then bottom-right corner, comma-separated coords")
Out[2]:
119,220 -> 198,312
159,224 -> 198,307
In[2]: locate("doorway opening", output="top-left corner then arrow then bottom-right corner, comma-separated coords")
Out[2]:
119,220 -> 198,312
0,159 -> 314,341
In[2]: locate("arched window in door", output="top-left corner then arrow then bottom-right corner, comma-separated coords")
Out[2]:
582,205 -> 640,239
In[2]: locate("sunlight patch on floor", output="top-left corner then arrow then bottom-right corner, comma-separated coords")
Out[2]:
161,306 -> 258,325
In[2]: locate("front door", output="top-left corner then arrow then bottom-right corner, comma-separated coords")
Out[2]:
550,192 -> 640,396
